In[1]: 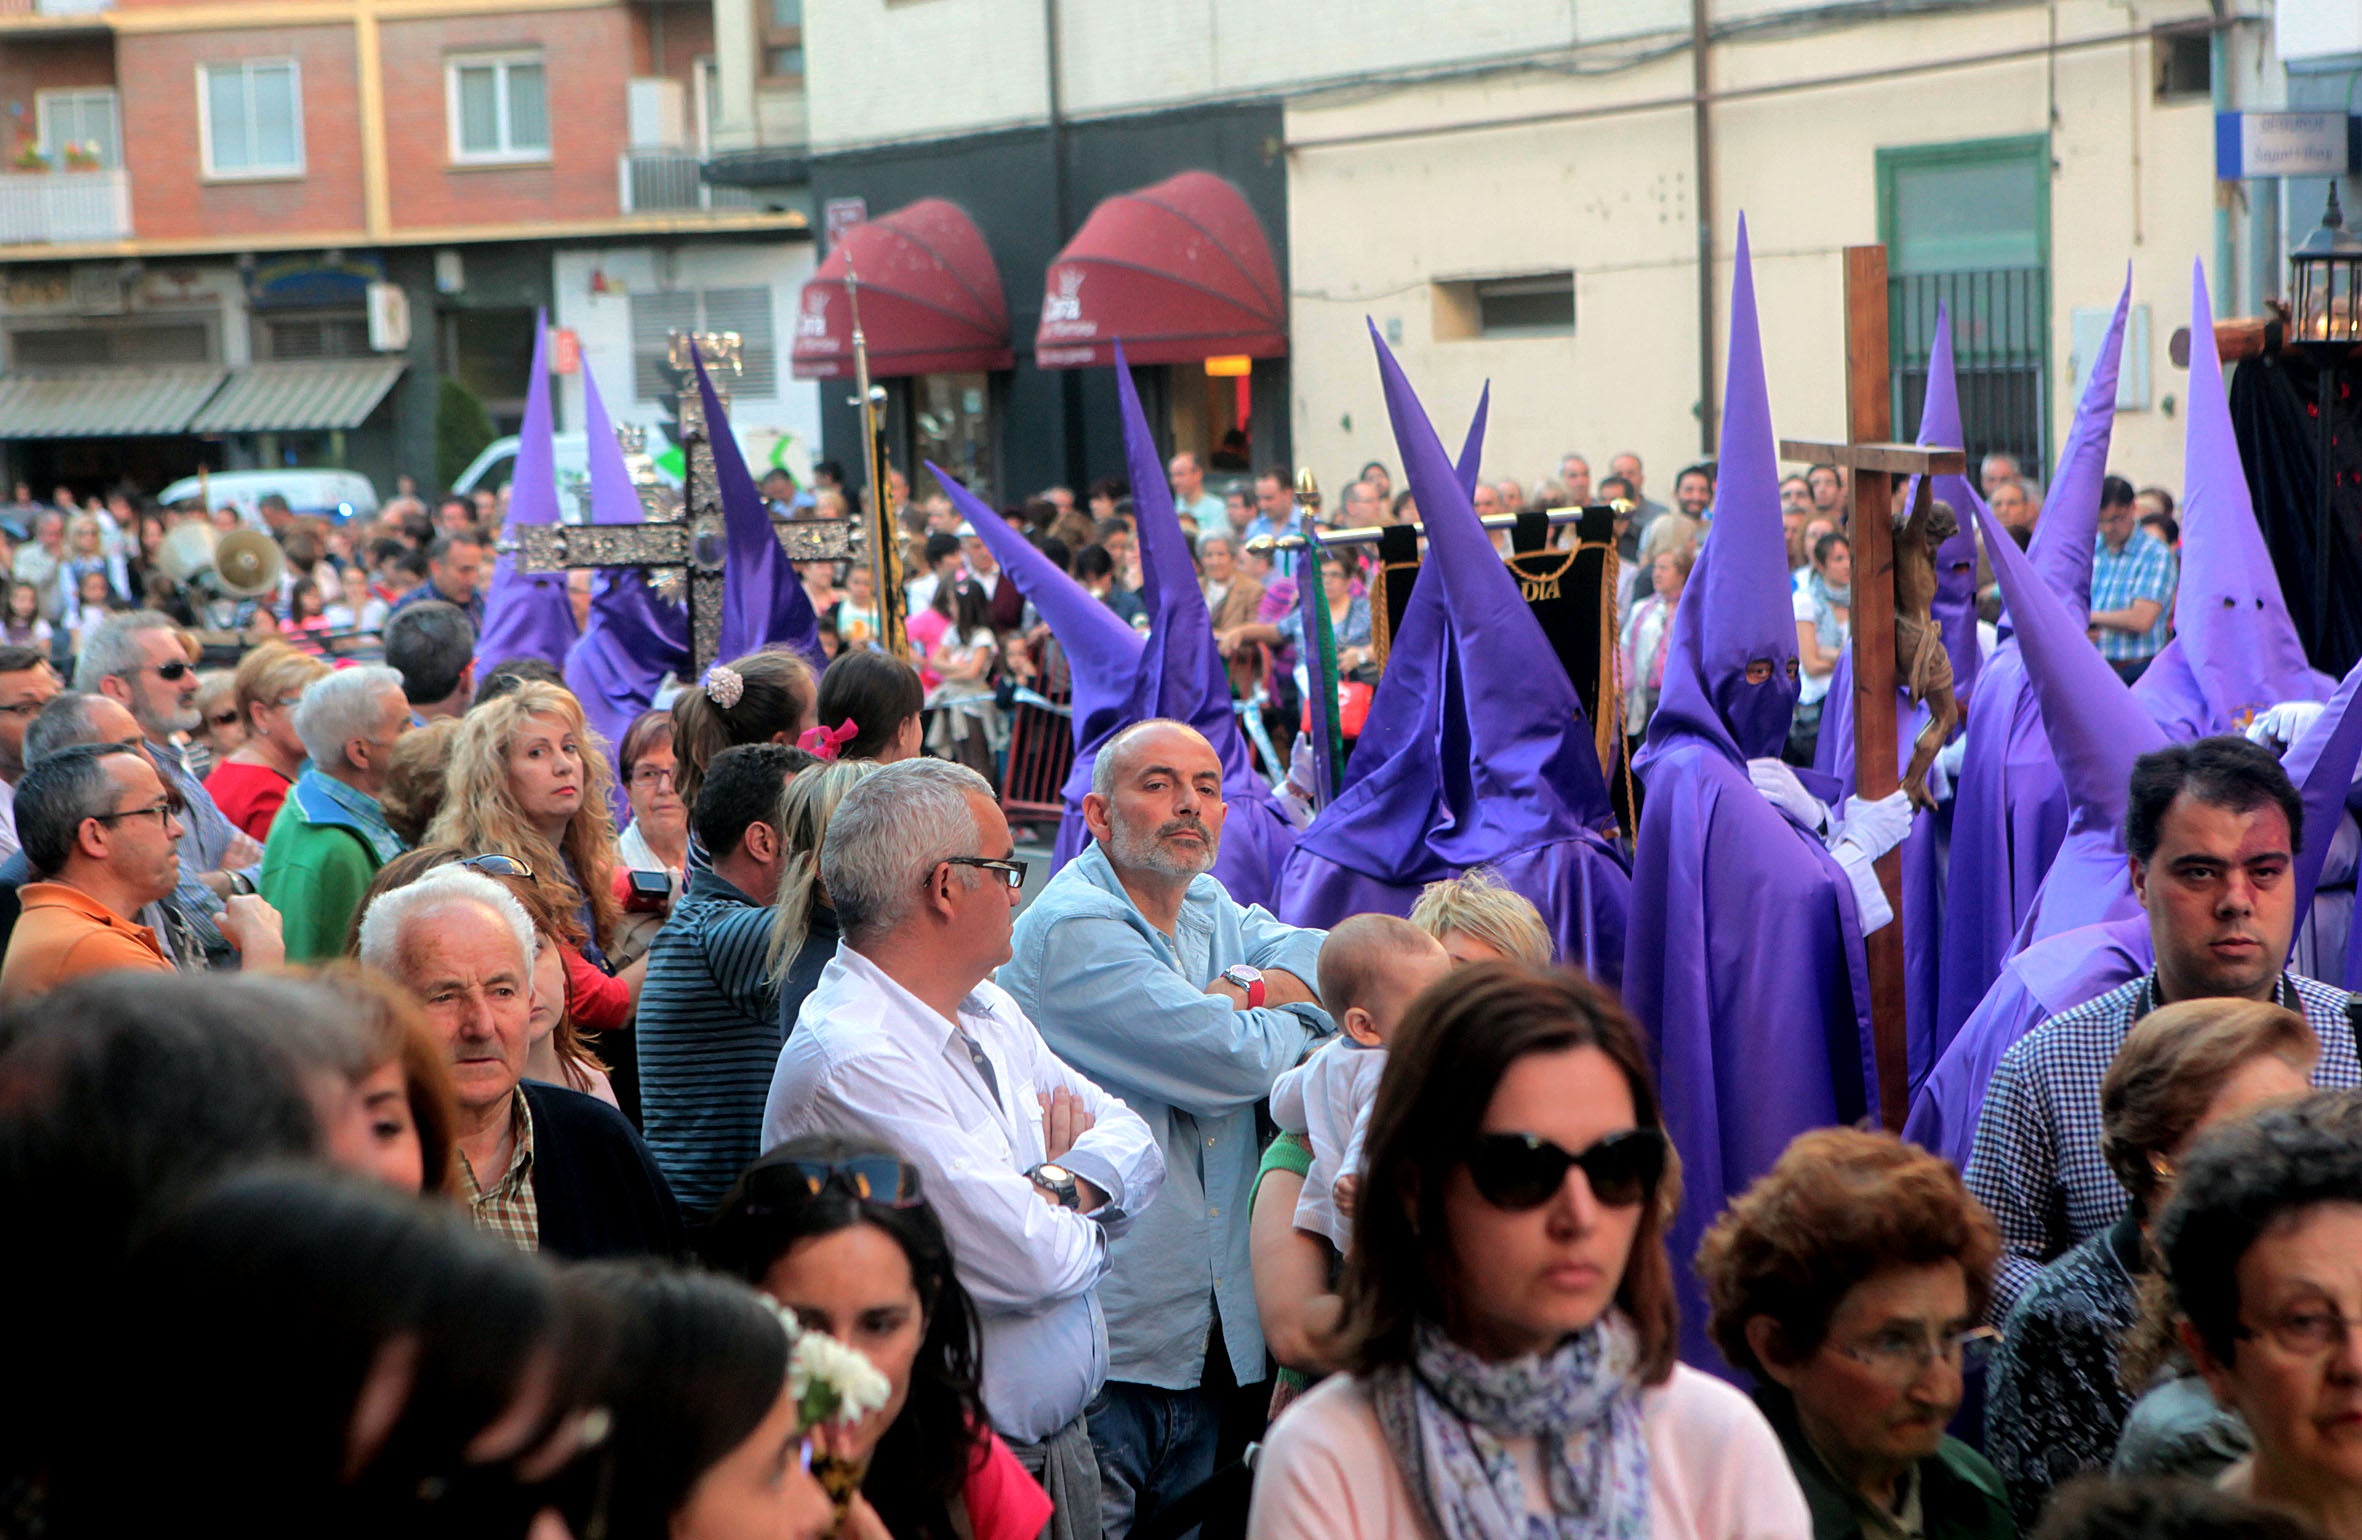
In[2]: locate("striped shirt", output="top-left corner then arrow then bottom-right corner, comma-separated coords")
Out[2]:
458,1088 -> 540,1252
2089,531 -> 2177,662
1964,971 -> 2358,1321
637,867 -> 782,1216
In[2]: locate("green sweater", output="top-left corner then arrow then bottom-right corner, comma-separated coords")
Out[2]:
259,793 -> 387,962
1758,1388 -> 2013,1540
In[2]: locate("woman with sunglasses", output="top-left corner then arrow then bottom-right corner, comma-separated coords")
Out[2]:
1248,964 -> 1806,1540
205,639 -> 331,842
703,1137 -> 1054,1540
1696,1129 -> 2011,1540
2156,1091 -> 2362,1540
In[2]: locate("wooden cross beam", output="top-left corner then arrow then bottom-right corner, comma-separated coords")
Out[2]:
1778,244 -> 1967,1133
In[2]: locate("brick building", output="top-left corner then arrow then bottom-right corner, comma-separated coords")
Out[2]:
0,0 -> 816,503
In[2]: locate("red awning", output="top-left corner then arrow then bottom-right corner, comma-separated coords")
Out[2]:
791,199 -> 1013,381
1034,171 -> 1286,370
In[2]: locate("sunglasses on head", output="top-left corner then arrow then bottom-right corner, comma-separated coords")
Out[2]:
458,853 -> 534,880
1466,1128 -> 1667,1211
743,1156 -> 924,1212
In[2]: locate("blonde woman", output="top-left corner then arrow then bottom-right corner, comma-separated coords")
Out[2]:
764,759 -> 881,1035
206,640 -> 332,841
424,680 -> 631,983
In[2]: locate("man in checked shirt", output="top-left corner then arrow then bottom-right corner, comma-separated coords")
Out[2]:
1963,736 -> 2361,1321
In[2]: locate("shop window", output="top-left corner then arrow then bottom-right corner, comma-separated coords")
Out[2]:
1432,273 -> 1575,341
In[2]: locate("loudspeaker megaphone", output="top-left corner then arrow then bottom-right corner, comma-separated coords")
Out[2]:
152,521 -> 285,599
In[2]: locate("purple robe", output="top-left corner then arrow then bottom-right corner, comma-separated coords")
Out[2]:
1621,218 -> 1876,1373
474,311 -> 581,675
693,354 -> 824,675
566,365 -> 690,823
1276,341 -> 1630,979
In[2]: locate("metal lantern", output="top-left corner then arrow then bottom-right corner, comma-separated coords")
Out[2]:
2291,182 -> 2362,351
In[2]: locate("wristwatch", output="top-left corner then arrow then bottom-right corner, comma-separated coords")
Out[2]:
1220,963 -> 1266,1009
1028,1162 -> 1081,1209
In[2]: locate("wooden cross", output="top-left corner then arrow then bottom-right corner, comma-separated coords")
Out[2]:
1781,244 -> 1968,1133
512,330 -> 860,677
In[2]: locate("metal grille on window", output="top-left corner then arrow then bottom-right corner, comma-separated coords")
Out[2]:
701,288 -> 776,400
630,292 -> 699,401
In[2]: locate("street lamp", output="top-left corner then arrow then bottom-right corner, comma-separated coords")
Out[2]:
2290,182 -> 2362,652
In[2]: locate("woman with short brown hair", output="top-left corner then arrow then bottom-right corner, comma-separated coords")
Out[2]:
205,639 -> 331,840
1248,964 -> 1803,1540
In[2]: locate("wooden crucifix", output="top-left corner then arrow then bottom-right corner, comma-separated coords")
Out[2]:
1781,244 -> 1968,1132
512,331 -> 860,677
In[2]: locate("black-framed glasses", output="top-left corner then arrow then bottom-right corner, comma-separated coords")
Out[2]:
459,852 -> 535,880
744,1156 -> 924,1211
1465,1128 -> 1667,1211
2236,1307 -> 2362,1357
942,855 -> 1027,890
91,790 -> 187,828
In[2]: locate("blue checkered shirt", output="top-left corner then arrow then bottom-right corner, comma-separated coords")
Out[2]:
1964,971 -> 2359,1322
2089,531 -> 2177,662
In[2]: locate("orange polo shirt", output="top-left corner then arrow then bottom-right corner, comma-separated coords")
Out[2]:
0,881 -> 173,1005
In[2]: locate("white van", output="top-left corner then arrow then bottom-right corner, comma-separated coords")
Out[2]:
452,428 -> 682,514
157,468 -> 380,524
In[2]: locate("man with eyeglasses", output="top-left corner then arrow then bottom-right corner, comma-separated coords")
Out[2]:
0,643 -> 60,865
765,756 -> 1163,1540
639,743 -> 813,1217
259,666 -> 413,962
1,742 -> 282,1003
76,614 -> 266,971
1001,717 -> 1331,1537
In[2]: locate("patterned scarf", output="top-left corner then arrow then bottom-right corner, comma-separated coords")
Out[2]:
1371,1316 -> 1651,1540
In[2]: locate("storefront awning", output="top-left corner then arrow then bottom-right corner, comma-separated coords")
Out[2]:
792,199 -> 1013,381
1034,171 -> 1286,370
0,367 -> 227,439
190,359 -> 406,434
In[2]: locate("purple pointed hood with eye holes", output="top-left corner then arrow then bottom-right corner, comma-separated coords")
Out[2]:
565,365 -> 692,824
692,350 -> 823,675
473,312 -> 581,675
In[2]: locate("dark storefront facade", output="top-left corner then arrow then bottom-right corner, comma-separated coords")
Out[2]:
801,100 -> 1291,505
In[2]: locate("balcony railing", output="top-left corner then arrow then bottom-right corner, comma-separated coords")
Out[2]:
618,150 -> 757,215
0,168 -> 132,245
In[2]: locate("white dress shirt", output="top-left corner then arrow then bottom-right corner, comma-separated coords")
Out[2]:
763,945 -> 1166,1443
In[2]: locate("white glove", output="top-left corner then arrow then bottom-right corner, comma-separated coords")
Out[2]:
1748,757 -> 1830,834
1829,841 -> 1896,935
1924,732 -> 1968,806
1831,789 -> 1914,863
2247,700 -> 2327,754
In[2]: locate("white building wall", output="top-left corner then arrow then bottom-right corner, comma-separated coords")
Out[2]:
552,241 -> 822,481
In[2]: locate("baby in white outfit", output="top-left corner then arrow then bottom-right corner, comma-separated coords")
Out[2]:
1270,914 -> 1453,1253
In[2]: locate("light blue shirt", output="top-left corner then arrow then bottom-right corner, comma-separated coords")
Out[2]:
1241,506 -> 1309,546
1000,840 -> 1329,1390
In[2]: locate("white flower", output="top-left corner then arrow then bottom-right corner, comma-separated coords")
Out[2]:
768,1301 -> 892,1427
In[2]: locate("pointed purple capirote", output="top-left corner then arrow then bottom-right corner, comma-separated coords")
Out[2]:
695,352 -> 823,675
930,462 -> 1144,872
1971,478 -> 2167,948
1915,304 -> 1984,701
1108,342 -> 1294,908
1640,218 -> 1798,768
1620,215 -> 1876,1377
1911,647 -> 2362,1167
2134,261 -> 2323,736
566,366 -> 690,824
1277,348 -> 1629,978
1934,273 -> 2134,1049
473,312 -> 581,676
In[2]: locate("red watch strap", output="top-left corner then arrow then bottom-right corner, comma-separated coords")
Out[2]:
1244,976 -> 1266,1009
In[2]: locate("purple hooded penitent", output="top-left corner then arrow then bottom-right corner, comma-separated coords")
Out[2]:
1273,334 -> 1629,978
1934,273 -> 2131,1050
473,312 -> 580,676
564,365 -> 690,823
694,353 -> 823,675
1620,217 -> 1875,1376
1110,343 -> 1297,908
2133,261 -> 2326,740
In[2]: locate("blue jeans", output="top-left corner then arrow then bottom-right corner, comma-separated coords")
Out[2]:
1085,1379 -> 1222,1540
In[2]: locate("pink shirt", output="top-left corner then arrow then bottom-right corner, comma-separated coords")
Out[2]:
1247,1364 -> 1810,1540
